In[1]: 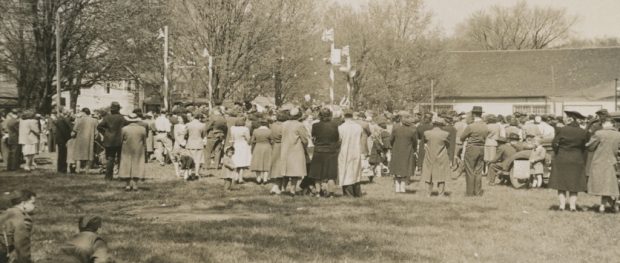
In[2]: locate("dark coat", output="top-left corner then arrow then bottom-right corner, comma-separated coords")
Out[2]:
6,117 -> 20,145
59,231 -> 114,263
389,123 -> 417,177
442,125 -> 457,162
548,123 -> 588,192
309,120 -> 340,181
416,122 -> 433,170
54,116 -> 73,145
97,114 -> 126,147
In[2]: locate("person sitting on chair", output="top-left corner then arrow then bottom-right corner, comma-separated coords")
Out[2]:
487,134 -> 519,185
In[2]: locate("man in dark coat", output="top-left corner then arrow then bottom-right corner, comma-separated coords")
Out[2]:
416,112 -> 434,174
97,102 -> 126,180
460,106 -> 489,196
55,109 -> 73,173
5,109 -> 21,171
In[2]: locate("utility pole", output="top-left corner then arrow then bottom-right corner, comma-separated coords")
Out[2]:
430,79 -> 435,112
163,25 -> 169,111
208,55 -> 213,110
615,78 -> 619,111
55,10 -> 62,112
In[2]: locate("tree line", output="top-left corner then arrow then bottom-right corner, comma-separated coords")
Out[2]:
1,0 -> 609,113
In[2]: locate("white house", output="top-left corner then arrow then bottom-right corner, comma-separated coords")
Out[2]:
61,80 -> 137,115
431,47 -> 620,116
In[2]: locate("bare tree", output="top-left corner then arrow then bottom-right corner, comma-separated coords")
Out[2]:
455,1 -> 577,50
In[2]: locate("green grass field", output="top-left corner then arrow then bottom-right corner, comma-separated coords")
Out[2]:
2,158 -> 620,263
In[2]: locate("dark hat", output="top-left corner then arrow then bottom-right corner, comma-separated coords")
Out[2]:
595,109 -> 609,116
225,146 -> 235,153
79,215 -> 102,232
564,110 -> 586,120
471,106 -> 483,114
496,137 -> 508,143
110,101 -> 121,110
508,133 -> 520,141
124,113 -> 141,122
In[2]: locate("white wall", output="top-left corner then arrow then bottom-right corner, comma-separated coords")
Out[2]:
61,81 -> 135,115
431,97 -> 615,116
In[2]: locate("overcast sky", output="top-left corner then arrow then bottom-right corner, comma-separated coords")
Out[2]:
336,0 -> 620,39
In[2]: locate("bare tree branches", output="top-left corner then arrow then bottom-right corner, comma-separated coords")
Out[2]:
456,1 -> 577,50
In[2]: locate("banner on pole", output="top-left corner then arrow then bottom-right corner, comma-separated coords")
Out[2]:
330,48 -> 341,65
322,28 -> 334,42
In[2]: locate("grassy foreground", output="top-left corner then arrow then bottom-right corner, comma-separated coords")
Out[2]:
1,160 -> 620,263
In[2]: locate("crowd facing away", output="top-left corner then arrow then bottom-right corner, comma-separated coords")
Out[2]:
2,100 -> 620,262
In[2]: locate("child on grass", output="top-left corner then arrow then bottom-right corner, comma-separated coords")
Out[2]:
221,147 -> 238,191
529,137 -> 546,188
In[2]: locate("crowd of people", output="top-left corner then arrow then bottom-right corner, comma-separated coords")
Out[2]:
2,101 -> 620,262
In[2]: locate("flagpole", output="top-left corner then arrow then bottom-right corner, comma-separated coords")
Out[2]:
330,43 -> 335,106
163,25 -> 169,111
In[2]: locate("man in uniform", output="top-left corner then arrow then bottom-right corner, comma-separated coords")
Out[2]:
460,106 -> 489,196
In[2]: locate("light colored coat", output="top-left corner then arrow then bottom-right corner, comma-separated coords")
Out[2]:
422,127 -> 451,183
73,116 -> 98,161
586,127 -> 620,197
280,120 -> 308,177
338,119 -> 363,186
18,119 -> 39,145
185,119 -> 206,150
119,123 -> 146,179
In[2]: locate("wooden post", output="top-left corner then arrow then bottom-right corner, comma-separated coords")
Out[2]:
430,79 -> 435,112
56,11 -> 62,112
163,26 -> 169,111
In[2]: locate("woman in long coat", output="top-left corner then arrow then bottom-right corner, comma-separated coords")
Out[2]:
73,108 -> 98,174
119,114 -> 146,191
250,119 -> 272,184
389,114 -> 417,193
280,108 -> 309,195
338,111 -> 363,197
586,119 -> 620,212
309,108 -> 340,196
269,111 -> 287,194
548,112 -> 588,211
422,118 -> 451,196
230,117 -> 252,183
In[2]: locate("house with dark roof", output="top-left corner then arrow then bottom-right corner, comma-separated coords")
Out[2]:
433,47 -> 620,116
0,72 -> 18,109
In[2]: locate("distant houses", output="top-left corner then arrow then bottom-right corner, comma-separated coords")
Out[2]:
432,47 -> 620,116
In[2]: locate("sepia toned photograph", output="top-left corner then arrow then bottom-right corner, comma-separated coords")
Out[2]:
1,0 -> 620,262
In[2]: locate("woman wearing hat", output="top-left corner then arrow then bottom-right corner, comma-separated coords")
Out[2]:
308,108 -> 340,196
548,111 -> 588,211
118,113 -> 147,191
229,117 -> 252,184
585,118 -> 620,213
280,108 -> 309,195
389,113 -> 417,193
268,111 -> 288,194
18,109 -> 40,171
422,116 -> 451,196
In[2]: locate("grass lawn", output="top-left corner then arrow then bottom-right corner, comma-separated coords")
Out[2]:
2,158 -> 620,263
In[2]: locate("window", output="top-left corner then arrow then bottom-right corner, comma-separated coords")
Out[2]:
513,105 -> 548,115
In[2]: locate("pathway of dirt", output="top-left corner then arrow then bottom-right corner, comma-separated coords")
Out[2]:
129,202 -> 272,223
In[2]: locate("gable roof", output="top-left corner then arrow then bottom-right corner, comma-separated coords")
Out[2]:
442,47 -> 620,99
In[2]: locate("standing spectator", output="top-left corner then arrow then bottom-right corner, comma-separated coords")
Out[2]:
153,110 -> 173,166
268,111 -> 287,194
171,115 -> 188,178
204,108 -> 228,175
422,117 -> 451,196
505,118 -> 523,141
97,102 -> 126,180
338,110 -> 363,197
143,112 -> 155,162
18,110 -> 39,171
4,109 -> 21,171
368,118 -> 390,182
548,111 -> 588,211
280,108 -> 309,195
230,117 -> 252,183
416,113 -> 434,174
55,109 -> 73,174
389,113 -> 417,193
522,115 -> 542,138
250,119 -> 272,184
484,114 -> 501,167
586,118 -> 620,213
119,113 -> 147,191
0,112 -> 7,166
73,108 -> 98,174
47,112 -> 57,153
460,106 -> 489,196
308,108 -> 339,195
0,189 -> 36,263
537,116 -> 555,144
185,112 -> 206,177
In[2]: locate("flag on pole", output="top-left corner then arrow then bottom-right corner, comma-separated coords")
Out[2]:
342,45 -> 349,57
202,48 -> 210,58
321,28 -> 334,42
157,28 -> 165,39
330,48 -> 341,65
